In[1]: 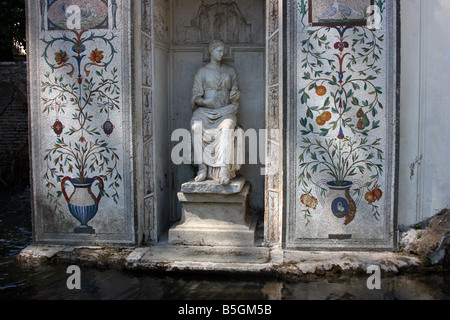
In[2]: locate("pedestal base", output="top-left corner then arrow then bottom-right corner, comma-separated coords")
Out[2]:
74,225 -> 95,234
169,179 -> 256,247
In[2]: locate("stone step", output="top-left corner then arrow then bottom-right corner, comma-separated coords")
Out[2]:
139,245 -> 270,265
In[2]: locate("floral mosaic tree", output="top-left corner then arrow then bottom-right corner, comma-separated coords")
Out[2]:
41,30 -> 121,229
297,0 -> 387,226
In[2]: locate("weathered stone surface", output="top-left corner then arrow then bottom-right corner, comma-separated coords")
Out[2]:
168,218 -> 257,247
17,244 -> 423,277
428,232 -> 450,266
17,245 -> 133,268
16,245 -> 61,265
169,183 -> 256,247
181,176 -> 246,194
400,209 -> 450,265
140,245 -> 269,264
280,250 -> 420,275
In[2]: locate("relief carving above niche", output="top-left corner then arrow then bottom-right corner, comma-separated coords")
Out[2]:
182,1 -> 253,45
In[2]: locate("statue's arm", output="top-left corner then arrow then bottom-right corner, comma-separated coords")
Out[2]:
230,68 -> 240,104
191,70 -> 216,109
191,71 -> 204,110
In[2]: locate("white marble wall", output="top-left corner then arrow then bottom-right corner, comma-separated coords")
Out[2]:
399,0 -> 450,227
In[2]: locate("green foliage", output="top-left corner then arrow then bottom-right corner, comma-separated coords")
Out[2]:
0,0 -> 26,60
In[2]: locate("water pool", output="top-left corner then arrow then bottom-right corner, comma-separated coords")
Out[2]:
1,186 -> 449,300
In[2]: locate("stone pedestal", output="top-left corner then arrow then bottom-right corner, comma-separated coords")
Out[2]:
168,177 -> 256,247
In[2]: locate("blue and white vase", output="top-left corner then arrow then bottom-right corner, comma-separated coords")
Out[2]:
61,176 -> 104,233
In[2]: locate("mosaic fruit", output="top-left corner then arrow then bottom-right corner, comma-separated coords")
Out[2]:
357,108 -> 364,118
301,194 -> 318,210
357,119 -> 365,130
316,116 -> 326,126
322,111 -> 332,121
373,188 -> 383,200
365,191 -> 375,203
316,86 -> 327,96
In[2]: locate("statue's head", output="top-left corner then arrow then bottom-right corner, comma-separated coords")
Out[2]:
208,40 -> 226,54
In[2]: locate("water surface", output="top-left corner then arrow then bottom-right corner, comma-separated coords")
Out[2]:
0,186 -> 449,300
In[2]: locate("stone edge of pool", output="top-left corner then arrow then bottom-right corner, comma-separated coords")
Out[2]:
16,244 -> 432,278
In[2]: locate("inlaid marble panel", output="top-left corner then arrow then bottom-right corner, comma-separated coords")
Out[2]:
286,0 -> 397,250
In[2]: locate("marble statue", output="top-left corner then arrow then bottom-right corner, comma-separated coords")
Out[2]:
190,40 -> 243,185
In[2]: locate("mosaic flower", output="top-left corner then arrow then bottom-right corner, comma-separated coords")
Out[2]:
52,120 -> 64,137
102,120 -> 115,137
334,41 -> 349,52
337,126 -> 345,140
72,43 -> 86,54
89,48 -> 104,64
54,50 -> 69,65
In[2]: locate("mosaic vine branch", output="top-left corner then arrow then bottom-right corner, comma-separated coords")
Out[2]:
40,30 -> 122,216
298,3 -> 387,225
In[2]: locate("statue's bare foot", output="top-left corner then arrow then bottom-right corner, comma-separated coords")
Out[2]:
195,165 -> 207,182
195,172 -> 207,182
219,167 -> 230,185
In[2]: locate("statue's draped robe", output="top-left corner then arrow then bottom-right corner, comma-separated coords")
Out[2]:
190,65 -> 243,181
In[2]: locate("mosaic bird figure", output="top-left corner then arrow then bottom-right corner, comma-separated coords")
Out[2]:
80,4 -> 94,18
62,3 -> 95,19
337,201 -> 345,213
316,0 -> 339,20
